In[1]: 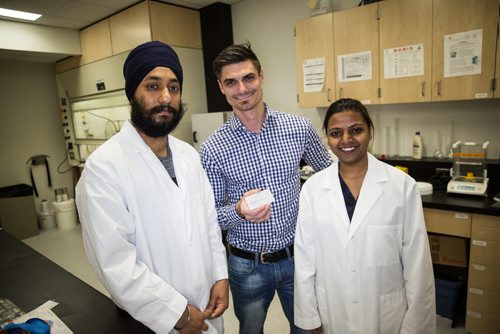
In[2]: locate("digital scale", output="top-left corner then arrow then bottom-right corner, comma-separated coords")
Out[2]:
447,141 -> 489,196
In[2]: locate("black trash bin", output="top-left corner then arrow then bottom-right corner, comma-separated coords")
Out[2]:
0,184 -> 38,239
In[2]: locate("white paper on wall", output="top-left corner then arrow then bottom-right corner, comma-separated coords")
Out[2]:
303,57 -> 325,93
337,51 -> 372,82
384,44 -> 424,79
444,29 -> 482,78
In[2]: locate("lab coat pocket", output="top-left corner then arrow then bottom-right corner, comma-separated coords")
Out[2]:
379,289 -> 406,334
366,225 -> 402,267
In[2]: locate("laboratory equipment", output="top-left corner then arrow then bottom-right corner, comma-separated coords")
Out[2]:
412,131 -> 423,159
447,141 -> 489,196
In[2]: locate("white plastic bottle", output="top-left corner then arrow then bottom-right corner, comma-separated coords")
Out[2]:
412,131 -> 423,159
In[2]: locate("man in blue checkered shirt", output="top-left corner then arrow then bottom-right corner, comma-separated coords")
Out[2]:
200,42 -> 332,334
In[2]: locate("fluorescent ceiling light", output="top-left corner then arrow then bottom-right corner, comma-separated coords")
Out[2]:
0,7 -> 41,21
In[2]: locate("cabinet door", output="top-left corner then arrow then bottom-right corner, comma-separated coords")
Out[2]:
432,0 -> 497,101
150,2 -> 202,49
80,19 -> 112,65
109,1 -> 151,55
334,3 -> 379,104
496,26 -> 500,98
295,13 -> 335,108
379,0 -> 432,103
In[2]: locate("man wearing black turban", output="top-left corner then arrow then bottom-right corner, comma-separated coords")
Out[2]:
76,41 -> 229,333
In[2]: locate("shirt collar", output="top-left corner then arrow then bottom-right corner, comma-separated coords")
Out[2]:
229,103 -> 276,133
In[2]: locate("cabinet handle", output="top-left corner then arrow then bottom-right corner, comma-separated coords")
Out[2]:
339,87 -> 343,99
437,80 -> 442,96
327,88 -> 332,102
421,81 -> 425,97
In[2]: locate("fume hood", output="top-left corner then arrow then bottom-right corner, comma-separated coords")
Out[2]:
56,53 -> 129,166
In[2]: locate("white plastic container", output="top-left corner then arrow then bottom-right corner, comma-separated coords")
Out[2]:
52,199 -> 78,230
412,131 -> 423,159
38,211 -> 56,229
416,182 -> 433,196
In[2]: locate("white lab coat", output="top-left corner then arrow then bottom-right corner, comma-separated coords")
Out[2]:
294,153 -> 436,334
76,121 -> 228,333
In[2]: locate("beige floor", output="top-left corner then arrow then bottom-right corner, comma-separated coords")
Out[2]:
23,224 -> 467,333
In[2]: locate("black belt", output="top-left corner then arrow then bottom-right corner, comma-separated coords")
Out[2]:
229,244 -> 294,264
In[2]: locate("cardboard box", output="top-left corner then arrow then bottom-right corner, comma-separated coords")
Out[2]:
428,234 -> 467,267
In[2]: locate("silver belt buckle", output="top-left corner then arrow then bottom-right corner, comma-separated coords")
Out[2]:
260,252 -> 271,264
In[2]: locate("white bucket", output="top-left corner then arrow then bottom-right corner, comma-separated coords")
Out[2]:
53,199 -> 78,230
38,211 -> 56,229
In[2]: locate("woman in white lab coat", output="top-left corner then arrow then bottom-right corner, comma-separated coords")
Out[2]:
294,98 -> 436,334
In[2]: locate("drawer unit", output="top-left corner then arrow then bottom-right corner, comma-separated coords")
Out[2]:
472,225 -> 500,241
467,287 -> 500,318
468,263 -> 500,291
472,214 -> 500,233
466,310 -> 500,334
467,214 -> 500,333
470,239 -> 500,267
424,208 -> 471,238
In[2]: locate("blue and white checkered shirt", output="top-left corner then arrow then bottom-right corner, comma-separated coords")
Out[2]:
200,105 -> 332,252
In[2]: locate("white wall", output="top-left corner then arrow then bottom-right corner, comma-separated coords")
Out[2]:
231,0 -> 500,159
367,100 -> 500,159
0,60 -> 74,210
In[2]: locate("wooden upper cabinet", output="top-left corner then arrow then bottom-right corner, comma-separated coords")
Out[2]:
150,2 -> 202,49
295,13 -> 335,108
334,3 -> 380,105
109,1 -> 152,55
379,0 -> 432,103
432,0 -> 497,101
495,27 -> 500,98
80,19 -> 112,65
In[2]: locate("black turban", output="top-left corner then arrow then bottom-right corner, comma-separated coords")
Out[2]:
123,41 -> 183,101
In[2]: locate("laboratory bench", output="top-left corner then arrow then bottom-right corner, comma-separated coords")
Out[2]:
381,156 -> 500,333
0,229 -> 153,333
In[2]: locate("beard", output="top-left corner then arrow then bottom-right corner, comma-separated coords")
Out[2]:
130,98 -> 185,138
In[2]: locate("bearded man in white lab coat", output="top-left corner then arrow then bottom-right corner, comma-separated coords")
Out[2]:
76,41 -> 229,333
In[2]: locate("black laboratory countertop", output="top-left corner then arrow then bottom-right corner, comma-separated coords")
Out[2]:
376,156 -> 500,217
0,229 -> 153,333
421,189 -> 500,216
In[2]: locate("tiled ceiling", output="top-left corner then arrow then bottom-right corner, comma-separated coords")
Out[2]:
0,0 -> 241,62
0,0 -> 240,29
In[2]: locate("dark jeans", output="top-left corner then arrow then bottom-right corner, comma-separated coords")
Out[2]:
228,253 -> 309,334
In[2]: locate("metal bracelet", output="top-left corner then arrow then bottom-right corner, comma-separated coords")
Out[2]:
174,305 -> 191,330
